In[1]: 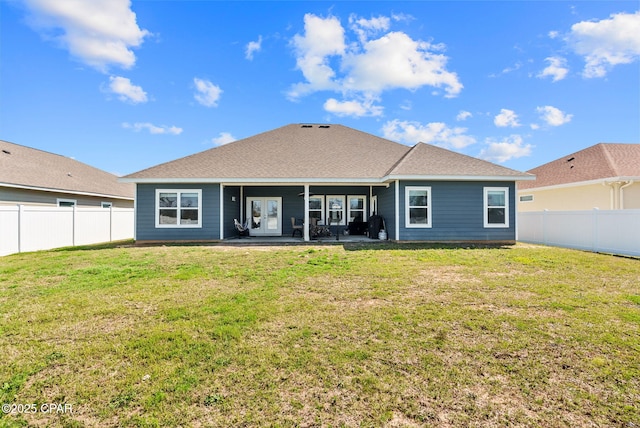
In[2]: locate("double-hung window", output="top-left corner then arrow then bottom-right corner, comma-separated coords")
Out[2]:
405,186 -> 431,228
308,196 -> 324,224
484,187 -> 509,228
156,189 -> 202,228
347,195 -> 366,223
326,195 -> 346,225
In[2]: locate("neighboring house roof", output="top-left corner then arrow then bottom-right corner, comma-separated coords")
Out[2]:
123,124 -> 533,183
0,140 -> 134,200
519,143 -> 640,190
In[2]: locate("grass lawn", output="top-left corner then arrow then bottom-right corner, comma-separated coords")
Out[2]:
0,242 -> 638,427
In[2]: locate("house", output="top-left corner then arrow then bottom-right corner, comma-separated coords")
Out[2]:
0,140 -> 134,208
518,143 -> 640,212
121,124 -> 534,243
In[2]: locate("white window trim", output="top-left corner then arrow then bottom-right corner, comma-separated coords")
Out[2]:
155,189 -> 202,228
326,195 -> 346,225
405,186 -> 432,228
484,187 -> 509,228
57,198 -> 77,207
308,195 -> 325,224
347,195 -> 367,223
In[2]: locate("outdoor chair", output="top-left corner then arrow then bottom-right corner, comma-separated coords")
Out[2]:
291,217 -> 303,237
234,219 -> 249,238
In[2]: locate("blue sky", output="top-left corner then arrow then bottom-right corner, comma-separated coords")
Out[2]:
1,1 -> 638,176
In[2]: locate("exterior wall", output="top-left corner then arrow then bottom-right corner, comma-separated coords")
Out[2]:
398,181 -> 516,242
0,186 -> 133,208
624,182 -> 640,209
373,185 -> 396,240
135,183 -> 220,241
518,181 -> 640,212
223,186 -> 241,238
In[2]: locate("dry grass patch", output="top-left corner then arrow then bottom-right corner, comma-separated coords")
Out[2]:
0,243 -> 638,427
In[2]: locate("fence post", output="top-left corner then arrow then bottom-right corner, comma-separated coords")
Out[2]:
592,208 -> 599,252
17,204 -> 23,253
542,209 -> 548,245
72,204 -> 76,247
109,205 -> 113,242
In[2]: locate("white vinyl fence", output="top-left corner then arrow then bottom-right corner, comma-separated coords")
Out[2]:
0,205 -> 134,256
518,209 -> 640,257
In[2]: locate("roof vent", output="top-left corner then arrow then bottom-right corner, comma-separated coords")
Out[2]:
301,124 -> 313,128
567,157 -> 575,162
1,149 -> 10,155
319,125 -> 330,128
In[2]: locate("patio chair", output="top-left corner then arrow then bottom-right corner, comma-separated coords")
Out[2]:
234,219 -> 249,238
291,217 -> 303,237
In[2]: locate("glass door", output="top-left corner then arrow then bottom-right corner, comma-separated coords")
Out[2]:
246,197 -> 282,236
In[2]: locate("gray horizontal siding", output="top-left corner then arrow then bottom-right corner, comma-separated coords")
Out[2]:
136,183 -> 220,241
1,187 -> 133,208
399,181 -> 516,241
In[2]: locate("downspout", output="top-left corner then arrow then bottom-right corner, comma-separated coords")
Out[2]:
619,180 -> 634,210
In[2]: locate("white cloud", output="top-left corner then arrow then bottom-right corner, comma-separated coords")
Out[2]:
538,56 -> 569,82
212,132 -> 236,146
193,78 -> 222,107
537,105 -> 573,126
342,31 -> 462,97
122,122 -> 182,135
494,109 -> 520,128
323,97 -> 383,117
382,119 -> 476,150
567,11 -> 640,78
349,14 -> 390,43
107,76 -> 147,103
245,36 -> 262,60
288,13 -> 462,100
23,0 -> 150,72
456,110 -> 472,121
289,14 -> 346,98
479,135 -> 532,163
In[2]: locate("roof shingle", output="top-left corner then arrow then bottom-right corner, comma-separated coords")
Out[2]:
519,143 -> 640,190
0,140 -> 134,199
124,124 -> 531,182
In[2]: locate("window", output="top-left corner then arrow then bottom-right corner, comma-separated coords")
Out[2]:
347,195 -> 366,223
405,186 -> 431,228
519,195 -> 533,202
156,189 -> 202,228
484,187 -> 509,228
57,198 -> 76,207
101,202 -> 113,208
326,195 -> 346,225
308,196 -> 324,224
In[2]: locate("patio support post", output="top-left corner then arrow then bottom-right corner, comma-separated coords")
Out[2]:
304,184 -> 310,242
395,180 -> 400,241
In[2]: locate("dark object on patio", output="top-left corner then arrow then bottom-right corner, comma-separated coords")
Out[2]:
348,221 -> 368,235
234,219 -> 249,238
368,215 -> 383,239
291,217 -> 303,237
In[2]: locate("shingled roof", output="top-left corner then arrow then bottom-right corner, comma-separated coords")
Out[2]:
0,140 -> 134,199
519,143 -> 640,190
123,124 -> 532,182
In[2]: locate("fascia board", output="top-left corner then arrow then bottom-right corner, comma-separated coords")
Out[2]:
0,182 -> 134,200
383,174 -> 535,182
518,176 -> 640,193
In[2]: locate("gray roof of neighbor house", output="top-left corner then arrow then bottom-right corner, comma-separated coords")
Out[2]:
519,143 -> 640,190
0,140 -> 135,199
123,124 -> 533,183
